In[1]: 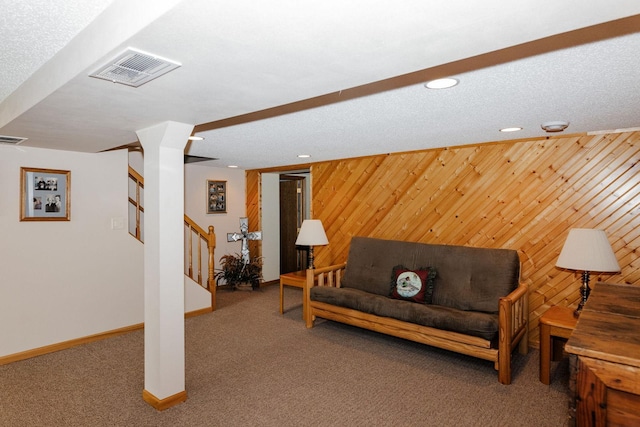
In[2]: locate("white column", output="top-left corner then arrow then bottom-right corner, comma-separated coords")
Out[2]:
136,121 -> 193,410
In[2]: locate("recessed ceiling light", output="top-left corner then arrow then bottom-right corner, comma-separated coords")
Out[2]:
188,136 -> 204,141
228,165 -> 238,168
424,78 -> 459,89
298,154 -> 311,158
500,127 -> 523,133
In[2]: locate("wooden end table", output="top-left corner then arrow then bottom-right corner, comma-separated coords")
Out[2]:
279,271 -> 308,319
539,305 -> 578,385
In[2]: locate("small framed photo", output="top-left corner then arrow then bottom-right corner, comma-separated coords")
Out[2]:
207,180 -> 226,214
20,167 -> 70,221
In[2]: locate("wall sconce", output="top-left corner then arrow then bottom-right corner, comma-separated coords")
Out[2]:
556,228 -> 620,316
295,219 -> 328,270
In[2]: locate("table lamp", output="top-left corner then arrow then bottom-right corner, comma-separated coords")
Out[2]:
295,219 -> 328,269
556,228 -> 620,316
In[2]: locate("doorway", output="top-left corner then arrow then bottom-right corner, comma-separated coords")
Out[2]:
279,174 -> 307,274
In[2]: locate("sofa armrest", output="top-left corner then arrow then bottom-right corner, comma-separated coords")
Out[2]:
304,262 -> 347,328
497,283 -> 529,384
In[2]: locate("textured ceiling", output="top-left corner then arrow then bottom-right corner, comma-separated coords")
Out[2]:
1,1 -> 640,170
0,0 -> 114,101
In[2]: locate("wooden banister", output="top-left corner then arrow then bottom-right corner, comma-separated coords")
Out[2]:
128,168 -> 144,241
128,166 -> 216,310
184,215 -> 217,309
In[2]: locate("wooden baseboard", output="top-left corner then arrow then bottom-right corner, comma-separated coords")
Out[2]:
142,389 -> 187,411
1,306 -> 213,365
217,281 -> 278,289
0,323 -> 144,366
185,306 -> 213,318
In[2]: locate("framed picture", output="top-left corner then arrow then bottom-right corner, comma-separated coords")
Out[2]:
20,167 -> 70,221
207,180 -> 226,214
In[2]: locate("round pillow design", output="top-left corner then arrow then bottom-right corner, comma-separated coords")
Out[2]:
395,271 -> 423,298
389,266 -> 436,304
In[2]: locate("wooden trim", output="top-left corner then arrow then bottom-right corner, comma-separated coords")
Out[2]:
142,389 -> 187,411
0,306 -> 214,365
20,166 -> 71,221
0,323 -> 143,365
185,307 -> 213,318
196,16 -> 640,136
269,129 -> 640,352
579,356 -> 640,396
183,215 -> 217,310
184,214 -> 209,240
498,283 -> 529,384
304,262 -> 528,384
309,301 -> 497,359
128,166 -> 144,241
304,264 -> 347,327
127,167 -> 144,185
575,357 -> 609,425
254,163 -> 313,174
127,197 -> 144,211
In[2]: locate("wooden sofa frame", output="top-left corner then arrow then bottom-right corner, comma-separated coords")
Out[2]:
303,263 -> 529,385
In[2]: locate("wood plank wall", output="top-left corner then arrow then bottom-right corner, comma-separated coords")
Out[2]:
245,169 -> 262,259
247,131 -> 639,347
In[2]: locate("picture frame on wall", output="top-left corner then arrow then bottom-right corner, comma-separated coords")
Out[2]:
20,167 -> 71,221
207,180 -> 226,214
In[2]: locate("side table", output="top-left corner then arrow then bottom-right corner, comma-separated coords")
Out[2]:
279,271 -> 307,319
539,305 -> 578,385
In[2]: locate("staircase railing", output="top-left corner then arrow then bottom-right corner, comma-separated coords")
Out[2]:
184,216 -> 217,309
128,166 -> 216,310
128,167 -> 144,241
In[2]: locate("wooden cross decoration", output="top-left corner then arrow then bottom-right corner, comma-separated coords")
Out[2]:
227,217 -> 262,264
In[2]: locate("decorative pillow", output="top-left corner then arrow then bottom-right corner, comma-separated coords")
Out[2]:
389,265 -> 436,304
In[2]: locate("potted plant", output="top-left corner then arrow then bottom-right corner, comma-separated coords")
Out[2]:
214,253 -> 263,290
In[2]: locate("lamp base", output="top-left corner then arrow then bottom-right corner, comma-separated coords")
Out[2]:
573,271 -> 591,318
307,246 -> 315,270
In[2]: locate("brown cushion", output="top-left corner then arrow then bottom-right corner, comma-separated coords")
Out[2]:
340,237 -> 520,313
311,286 -> 499,341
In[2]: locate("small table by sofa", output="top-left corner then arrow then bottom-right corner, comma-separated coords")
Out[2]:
280,271 -> 307,319
539,305 -> 577,385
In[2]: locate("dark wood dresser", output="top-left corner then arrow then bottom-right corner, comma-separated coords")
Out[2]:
565,282 -> 640,426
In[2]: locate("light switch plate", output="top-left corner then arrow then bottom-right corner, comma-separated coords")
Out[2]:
111,217 -> 125,230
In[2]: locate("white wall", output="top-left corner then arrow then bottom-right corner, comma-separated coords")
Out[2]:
260,171 -> 311,279
131,150 -> 249,291
0,148 -> 245,359
261,173 -> 280,282
183,163 -> 247,278
131,152 -> 249,270
0,145 -> 144,357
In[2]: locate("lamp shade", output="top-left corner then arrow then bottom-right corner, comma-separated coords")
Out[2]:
556,228 -> 620,272
295,219 -> 328,246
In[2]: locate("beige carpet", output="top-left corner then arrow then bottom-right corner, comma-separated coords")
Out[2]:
0,285 -> 571,426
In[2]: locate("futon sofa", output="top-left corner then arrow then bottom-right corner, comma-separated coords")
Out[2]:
303,236 -> 528,384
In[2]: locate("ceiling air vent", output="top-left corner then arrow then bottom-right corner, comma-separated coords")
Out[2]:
89,48 -> 181,88
0,135 -> 28,145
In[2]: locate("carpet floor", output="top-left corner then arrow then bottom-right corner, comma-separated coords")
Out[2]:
0,284 -> 571,426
